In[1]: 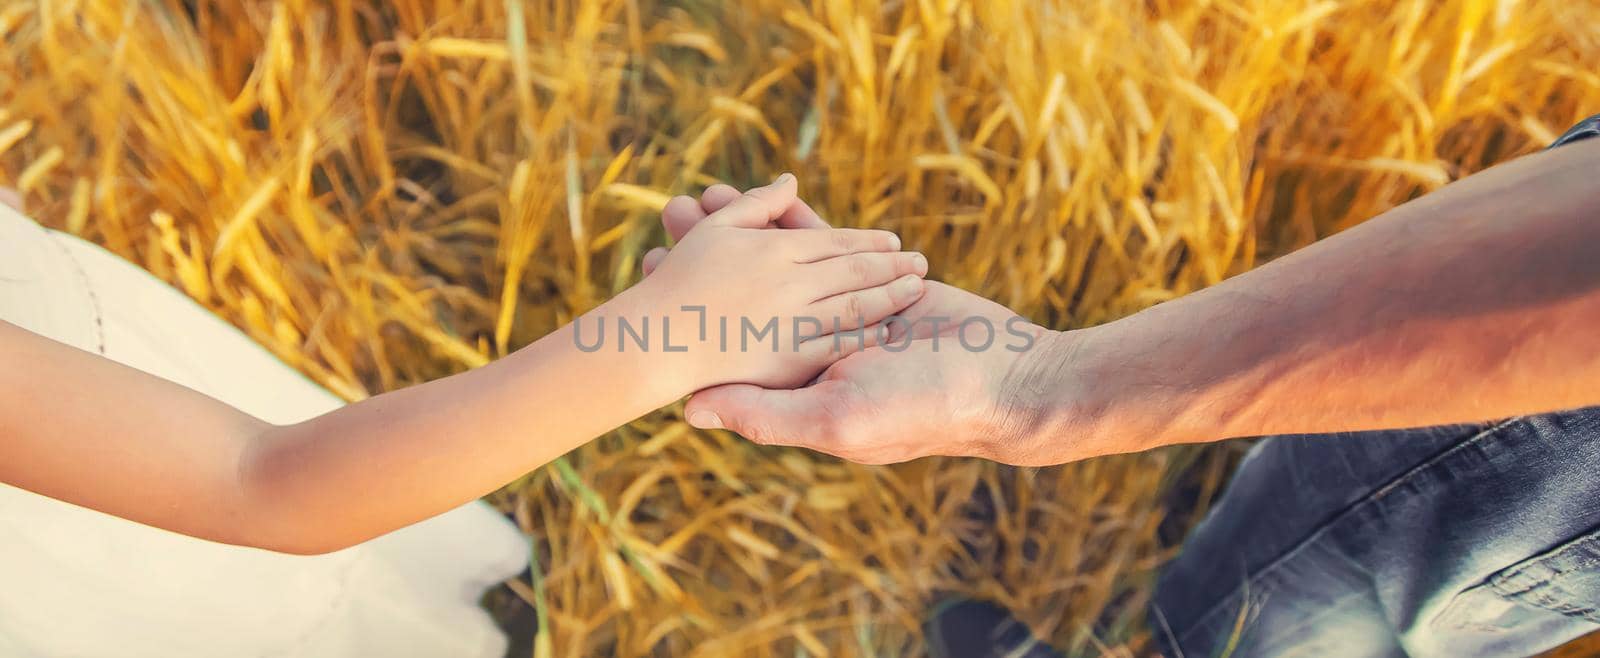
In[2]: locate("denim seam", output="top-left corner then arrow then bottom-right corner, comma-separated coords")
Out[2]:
1503,552 -> 1600,585
1485,530 -> 1600,622
1496,583 -> 1600,623
1174,418 -> 1522,645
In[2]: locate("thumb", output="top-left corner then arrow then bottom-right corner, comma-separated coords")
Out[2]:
685,380 -> 849,448
777,196 -> 831,229
704,173 -> 799,229
698,181 -> 828,230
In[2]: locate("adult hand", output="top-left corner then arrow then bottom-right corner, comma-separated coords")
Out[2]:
644,185 -> 1110,466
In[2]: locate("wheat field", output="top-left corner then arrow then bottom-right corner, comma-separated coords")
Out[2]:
2,1 -> 1598,656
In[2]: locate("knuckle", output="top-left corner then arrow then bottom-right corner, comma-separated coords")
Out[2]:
754,422 -> 792,447
830,230 -> 856,252
732,417 -> 771,445
841,293 -> 866,322
847,254 -> 874,280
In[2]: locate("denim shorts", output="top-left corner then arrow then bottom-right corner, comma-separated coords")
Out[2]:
1151,116 -> 1600,658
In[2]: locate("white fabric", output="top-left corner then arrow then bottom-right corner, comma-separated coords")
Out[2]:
0,206 -> 527,657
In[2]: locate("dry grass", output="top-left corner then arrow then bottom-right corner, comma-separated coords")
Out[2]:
3,1 -> 1598,656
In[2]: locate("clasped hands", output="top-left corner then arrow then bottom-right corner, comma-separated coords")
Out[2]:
622,174 -> 1131,466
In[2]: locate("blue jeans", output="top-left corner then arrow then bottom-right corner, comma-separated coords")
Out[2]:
1152,410 -> 1600,657
1152,116 -> 1600,658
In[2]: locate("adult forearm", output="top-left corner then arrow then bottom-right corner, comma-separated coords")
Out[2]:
1012,138 -> 1600,463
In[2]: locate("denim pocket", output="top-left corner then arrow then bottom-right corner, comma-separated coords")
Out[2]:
1428,525 -> 1600,650
1482,526 -> 1600,623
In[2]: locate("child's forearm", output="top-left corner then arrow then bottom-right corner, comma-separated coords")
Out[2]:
241,287 -> 681,553
1,175 -> 910,553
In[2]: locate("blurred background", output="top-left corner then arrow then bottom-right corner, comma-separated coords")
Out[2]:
2,0 -> 1598,655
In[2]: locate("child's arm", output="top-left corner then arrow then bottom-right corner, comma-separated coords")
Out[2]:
0,175 -> 925,554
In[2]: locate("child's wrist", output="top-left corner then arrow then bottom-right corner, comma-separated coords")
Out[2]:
585,282 -> 706,399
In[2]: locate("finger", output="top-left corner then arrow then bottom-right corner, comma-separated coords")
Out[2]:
662,194 -> 707,243
806,252 -> 928,301
685,381 -> 856,449
790,228 -> 902,262
797,320 -> 888,366
777,197 -> 829,229
809,274 -> 926,333
700,182 -> 828,230
696,181 -> 830,233
696,183 -> 742,215
704,173 -> 799,229
641,247 -> 668,276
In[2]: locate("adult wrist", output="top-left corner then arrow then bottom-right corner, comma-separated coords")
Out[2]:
989,318 -> 1220,465
986,325 -> 1097,465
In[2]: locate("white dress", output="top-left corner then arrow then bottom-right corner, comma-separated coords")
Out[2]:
0,205 -> 528,657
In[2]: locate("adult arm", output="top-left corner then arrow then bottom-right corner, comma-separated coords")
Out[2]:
1006,136 -> 1600,463
675,138 -> 1600,466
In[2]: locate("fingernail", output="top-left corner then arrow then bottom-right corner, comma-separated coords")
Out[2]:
911,252 -> 927,274
775,172 -> 795,185
891,274 -> 922,299
688,410 -> 723,429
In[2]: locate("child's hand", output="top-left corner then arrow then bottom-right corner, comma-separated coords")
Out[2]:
623,174 -> 926,391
